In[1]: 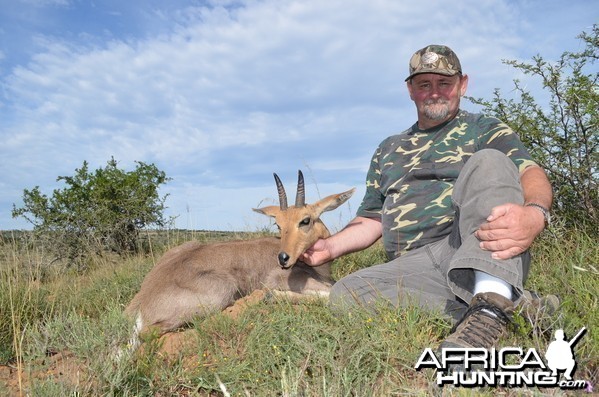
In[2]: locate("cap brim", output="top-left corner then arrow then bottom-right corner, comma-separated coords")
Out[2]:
405,69 -> 460,82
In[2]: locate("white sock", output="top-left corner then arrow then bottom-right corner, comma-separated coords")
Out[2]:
474,270 -> 513,300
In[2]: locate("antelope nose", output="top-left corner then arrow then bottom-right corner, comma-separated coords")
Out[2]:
278,252 -> 290,268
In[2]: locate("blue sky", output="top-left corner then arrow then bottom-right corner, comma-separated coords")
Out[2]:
1,0 -> 596,232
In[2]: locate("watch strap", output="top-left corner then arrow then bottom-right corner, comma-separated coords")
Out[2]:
525,203 -> 551,227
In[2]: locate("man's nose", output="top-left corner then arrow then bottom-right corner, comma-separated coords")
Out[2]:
429,85 -> 442,97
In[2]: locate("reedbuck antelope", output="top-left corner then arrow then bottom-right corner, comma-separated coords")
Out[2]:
125,170 -> 354,341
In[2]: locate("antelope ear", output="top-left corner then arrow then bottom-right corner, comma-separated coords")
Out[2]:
313,188 -> 356,215
253,206 -> 281,218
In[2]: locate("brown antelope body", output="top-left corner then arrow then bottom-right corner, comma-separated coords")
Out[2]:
125,171 -> 354,339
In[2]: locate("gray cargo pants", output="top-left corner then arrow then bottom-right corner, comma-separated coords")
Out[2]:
330,149 -> 531,321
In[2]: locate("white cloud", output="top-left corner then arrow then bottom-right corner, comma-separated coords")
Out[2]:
1,0 -> 596,230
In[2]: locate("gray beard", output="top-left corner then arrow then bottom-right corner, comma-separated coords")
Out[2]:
423,99 -> 450,121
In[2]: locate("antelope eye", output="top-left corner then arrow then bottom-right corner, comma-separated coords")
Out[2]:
300,217 -> 311,226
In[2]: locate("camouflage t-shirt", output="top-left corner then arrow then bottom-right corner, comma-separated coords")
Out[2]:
357,110 -> 537,259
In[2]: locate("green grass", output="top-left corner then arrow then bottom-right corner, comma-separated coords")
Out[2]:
0,228 -> 597,396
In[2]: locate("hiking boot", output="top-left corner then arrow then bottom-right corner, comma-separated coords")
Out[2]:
438,292 -> 514,373
516,290 -> 560,333
440,292 -> 514,350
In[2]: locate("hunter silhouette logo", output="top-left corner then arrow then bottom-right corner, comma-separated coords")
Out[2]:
545,327 -> 586,381
415,326 -> 590,390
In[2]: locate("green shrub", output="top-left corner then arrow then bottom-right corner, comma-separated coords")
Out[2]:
12,157 -> 171,266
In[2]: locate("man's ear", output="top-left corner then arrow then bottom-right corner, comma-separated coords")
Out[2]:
407,80 -> 415,100
459,74 -> 469,96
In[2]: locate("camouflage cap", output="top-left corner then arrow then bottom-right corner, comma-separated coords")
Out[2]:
405,44 -> 462,81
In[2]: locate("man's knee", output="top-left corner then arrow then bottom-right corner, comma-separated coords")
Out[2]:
462,149 -> 520,185
452,149 -> 524,221
469,149 -> 515,168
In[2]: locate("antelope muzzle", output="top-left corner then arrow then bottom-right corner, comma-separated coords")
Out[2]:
277,251 -> 293,269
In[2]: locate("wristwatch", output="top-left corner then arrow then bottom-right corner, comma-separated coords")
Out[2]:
525,203 -> 551,228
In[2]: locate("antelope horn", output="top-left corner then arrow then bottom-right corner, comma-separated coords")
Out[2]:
295,170 -> 305,207
273,173 -> 288,210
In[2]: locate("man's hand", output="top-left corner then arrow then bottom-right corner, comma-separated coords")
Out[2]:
301,238 -> 333,267
301,216 -> 383,266
475,203 -> 546,260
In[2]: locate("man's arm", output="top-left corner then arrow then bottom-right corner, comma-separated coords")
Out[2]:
301,216 -> 383,266
476,165 -> 552,260
520,165 -> 553,209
